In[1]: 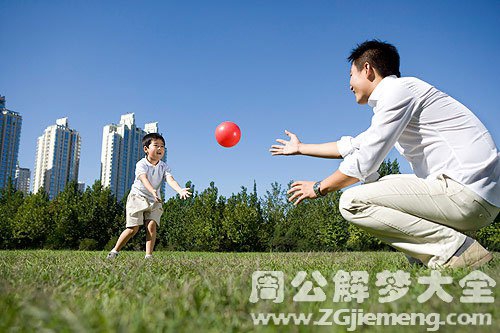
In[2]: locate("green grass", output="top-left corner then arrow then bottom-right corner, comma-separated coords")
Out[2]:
0,251 -> 498,332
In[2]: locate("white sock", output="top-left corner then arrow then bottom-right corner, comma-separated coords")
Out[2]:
145,254 -> 153,259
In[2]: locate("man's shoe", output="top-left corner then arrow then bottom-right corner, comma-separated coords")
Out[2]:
405,254 -> 424,266
443,240 -> 493,269
107,251 -> 119,259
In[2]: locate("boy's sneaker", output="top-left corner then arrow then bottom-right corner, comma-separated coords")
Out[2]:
107,251 -> 119,260
443,240 -> 492,269
145,254 -> 153,259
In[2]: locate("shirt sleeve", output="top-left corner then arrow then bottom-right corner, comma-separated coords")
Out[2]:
337,132 -> 379,183
339,83 -> 416,182
135,160 -> 148,179
163,164 -> 172,181
337,132 -> 366,158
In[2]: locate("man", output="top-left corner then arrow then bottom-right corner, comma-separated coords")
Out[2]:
270,40 -> 499,269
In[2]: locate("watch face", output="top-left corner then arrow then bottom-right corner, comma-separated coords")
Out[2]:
314,182 -> 321,196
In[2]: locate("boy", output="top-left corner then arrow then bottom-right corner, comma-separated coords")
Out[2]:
270,40 -> 499,269
107,133 -> 191,259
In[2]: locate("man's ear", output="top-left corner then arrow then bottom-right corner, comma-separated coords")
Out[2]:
364,62 -> 376,81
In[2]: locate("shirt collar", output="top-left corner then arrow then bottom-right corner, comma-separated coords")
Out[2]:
368,75 -> 397,108
145,157 -> 160,167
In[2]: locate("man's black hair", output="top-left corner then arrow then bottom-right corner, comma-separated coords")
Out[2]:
348,39 -> 401,78
142,133 -> 165,147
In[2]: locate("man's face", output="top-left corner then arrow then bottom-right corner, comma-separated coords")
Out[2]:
349,63 -> 372,105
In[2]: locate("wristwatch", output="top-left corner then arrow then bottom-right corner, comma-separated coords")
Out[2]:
313,181 -> 325,197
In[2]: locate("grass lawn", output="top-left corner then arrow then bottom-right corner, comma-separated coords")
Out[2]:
0,250 -> 498,332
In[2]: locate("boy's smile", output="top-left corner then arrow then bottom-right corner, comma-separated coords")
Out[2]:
145,139 -> 165,164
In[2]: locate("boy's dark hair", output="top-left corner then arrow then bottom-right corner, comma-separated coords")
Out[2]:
142,133 -> 165,147
348,39 -> 401,78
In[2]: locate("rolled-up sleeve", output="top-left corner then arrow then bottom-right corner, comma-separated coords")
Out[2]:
339,83 -> 416,182
337,135 -> 362,158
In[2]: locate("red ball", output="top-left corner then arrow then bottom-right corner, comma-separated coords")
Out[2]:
215,121 -> 241,147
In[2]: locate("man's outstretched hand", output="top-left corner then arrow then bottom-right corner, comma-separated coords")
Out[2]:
270,130 -> 301,156
288,180 -> 317,205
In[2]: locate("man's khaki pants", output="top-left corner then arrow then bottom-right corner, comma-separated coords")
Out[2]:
339,174 -> 499,268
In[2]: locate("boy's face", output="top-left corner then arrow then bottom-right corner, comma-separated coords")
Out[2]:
349,62 -> 374,105
144,139 -> 165,162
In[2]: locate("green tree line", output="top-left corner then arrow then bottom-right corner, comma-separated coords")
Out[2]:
1,159 -> 498,252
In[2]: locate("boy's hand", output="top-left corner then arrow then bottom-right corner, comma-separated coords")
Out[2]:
178,188 -> 192,200
152,192 -> 161,203
270,130 -> 301,156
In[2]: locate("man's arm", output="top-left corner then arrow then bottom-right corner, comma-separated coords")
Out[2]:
288,170 -> 359,205
270,130 -> 342,159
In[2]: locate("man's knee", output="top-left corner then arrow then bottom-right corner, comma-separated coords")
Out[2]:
339,188 -> 357,221
339,186 -> 371,222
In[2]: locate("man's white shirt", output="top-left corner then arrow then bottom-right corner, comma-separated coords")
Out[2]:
337,75 -> 500,207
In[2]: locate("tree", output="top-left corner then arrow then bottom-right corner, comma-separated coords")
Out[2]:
261,182 -> 287,250
221,186 -> 263,251
160,181 -> 195,250
377,158 -> 400,178
390,159 -> 400,175
161,181 -> 225,251
12,191 -> 51,248
48,181 -> 84,249
476,212 -> 500,251
0,179 -> 25,248
78,180 -> 124,250
312,191 -> 350,251
275,189 -> 349,252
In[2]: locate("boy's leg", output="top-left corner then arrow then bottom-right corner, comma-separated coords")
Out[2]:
112,226 -> 140,252
339,174 -> 499,268
145,219 -> 157,256
144,202 -> 162,257
111,193 -> 147,253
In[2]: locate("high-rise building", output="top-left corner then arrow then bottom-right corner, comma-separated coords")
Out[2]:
15,165 -> 30,194
144,122 -> 158,134
101,113 -> 162,200
0,95 -> 22,189
33,117 -> 81,199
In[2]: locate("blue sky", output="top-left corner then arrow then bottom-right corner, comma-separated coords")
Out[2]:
1,0 -> 499,198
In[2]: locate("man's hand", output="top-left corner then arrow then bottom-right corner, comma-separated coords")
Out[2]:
270,130 -> 301,156
288,180 -> 317,205
178,188 -> 192,200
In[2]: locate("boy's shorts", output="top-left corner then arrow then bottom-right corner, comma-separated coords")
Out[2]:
126,193 -> 163,228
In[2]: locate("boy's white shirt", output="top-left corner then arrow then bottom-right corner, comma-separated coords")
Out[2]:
130,157 -> 172,203
337,75 -> 500,207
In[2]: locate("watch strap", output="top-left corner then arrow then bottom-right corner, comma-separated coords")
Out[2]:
313,181 -> 325,197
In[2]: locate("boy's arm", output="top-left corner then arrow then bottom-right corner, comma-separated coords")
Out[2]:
270,130 -> 342,159
166,175 -> 192,200
138,174 -> 161,202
